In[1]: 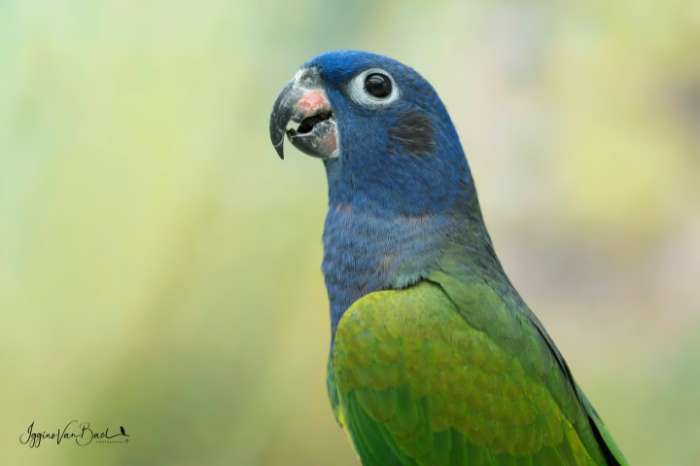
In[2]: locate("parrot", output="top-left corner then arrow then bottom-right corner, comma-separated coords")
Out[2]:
269,50 -> 628,466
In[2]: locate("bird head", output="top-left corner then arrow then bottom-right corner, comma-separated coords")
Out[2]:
270,50 -> 474,216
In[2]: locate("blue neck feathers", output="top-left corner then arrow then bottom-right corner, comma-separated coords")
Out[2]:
321,194 -> 454,334
321,149 -> 476,335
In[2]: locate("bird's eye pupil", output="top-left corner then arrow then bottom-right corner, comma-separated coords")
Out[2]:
364,73 -> 392,98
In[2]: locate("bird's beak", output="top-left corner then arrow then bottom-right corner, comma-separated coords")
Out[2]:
269,67 -> 338,160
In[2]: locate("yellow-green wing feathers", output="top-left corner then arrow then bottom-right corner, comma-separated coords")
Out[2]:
431,269 -> 627,466
330,281 -> 626,466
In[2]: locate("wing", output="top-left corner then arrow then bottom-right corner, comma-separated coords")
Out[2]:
329,279 -> 628,466
429,268 -> 628,466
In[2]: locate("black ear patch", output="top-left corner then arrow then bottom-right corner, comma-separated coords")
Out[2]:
388,110 -> 435,156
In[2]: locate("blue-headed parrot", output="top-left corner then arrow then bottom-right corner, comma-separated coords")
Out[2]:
269,50 -> 628,466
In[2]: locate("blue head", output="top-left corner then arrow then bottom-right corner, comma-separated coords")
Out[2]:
271,50 -> 475,216
269,50 -> 482,334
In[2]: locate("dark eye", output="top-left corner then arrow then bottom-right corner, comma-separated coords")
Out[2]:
364,73 -> 392,98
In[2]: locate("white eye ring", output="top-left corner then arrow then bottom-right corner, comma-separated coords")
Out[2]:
347,68 -> 400,108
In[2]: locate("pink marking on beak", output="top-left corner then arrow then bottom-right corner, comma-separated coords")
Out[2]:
296,89 -> 330,115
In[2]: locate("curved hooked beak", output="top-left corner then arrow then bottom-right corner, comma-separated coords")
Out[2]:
269,68 -> 338,160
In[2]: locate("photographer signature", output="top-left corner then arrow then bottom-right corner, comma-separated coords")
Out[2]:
19,420 -> 129,448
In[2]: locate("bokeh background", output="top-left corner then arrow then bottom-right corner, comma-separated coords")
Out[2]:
2,1 -> 699,465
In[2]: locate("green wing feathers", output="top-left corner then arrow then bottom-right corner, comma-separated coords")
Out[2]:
329,281 -> 627,466
430,269 -> 627,466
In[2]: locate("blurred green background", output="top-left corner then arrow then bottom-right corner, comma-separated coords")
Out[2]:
1,1 -> 699,465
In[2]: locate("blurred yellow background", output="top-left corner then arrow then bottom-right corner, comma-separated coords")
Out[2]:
1,1 -> 699,465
